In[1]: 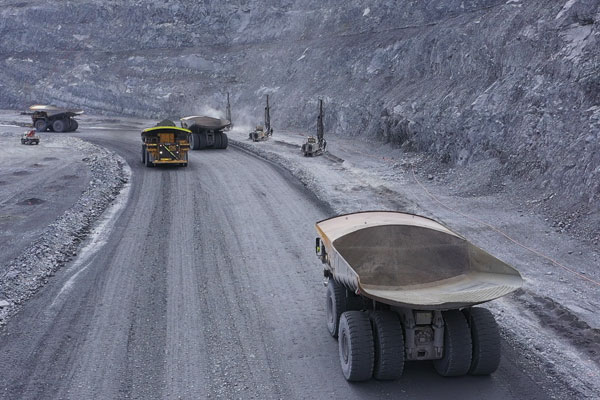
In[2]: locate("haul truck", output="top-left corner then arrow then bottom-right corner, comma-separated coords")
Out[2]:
180,116 -> 230,150
314,211 -> 523,382
141,122 -> 191,167
27,105 -> 83,132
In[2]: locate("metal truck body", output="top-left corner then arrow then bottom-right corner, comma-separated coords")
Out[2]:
180,116 -> 230,150
315,211 -> 522,381
26,105 -> 82,132
141,125 -> 191,167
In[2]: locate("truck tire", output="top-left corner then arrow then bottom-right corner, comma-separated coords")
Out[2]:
433,310 -> 472,377
326,279 -> 346,338
463,307 -> 501,375
190,133 -> 199,150
141,146 -> 146,164
198,133 -> 207,149
144,150 -> 153,167
370,311 -> 404,380
221,133 -> 228,149
34,119 -> 47,132
338,311 -> 374,381
215,133 -> 223,149
52,119 -> 66,132
70,119 -> 79,132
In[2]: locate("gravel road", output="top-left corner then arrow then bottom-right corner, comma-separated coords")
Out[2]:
0,122 -> 565,399
0,131 -> 89,266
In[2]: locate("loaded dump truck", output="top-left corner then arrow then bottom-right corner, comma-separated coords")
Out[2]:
141,120 -> 191,167
315,211 -> 523,382
27,105 -> 82,132
180,116 -> 230,150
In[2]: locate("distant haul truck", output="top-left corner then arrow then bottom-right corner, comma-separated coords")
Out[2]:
141,121 -> 191,167
315,211 -> 523,382
27,105 -> 82,132
180,116 -> 230,150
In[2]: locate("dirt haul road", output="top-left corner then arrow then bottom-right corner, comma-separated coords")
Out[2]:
0,121 -> 563,399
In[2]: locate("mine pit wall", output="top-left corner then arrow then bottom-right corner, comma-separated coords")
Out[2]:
0,0 -> 598,217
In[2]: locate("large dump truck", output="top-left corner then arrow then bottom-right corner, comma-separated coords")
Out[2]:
180,116 -> 230,150
141,121 -> 191,167
314,211 -> 523,382
27,105 -> 83,132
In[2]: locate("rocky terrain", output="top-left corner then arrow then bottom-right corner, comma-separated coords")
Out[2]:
0,124 -> 128,326
0,0 -> 598,242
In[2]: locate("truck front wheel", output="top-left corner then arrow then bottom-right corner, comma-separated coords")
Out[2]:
463,307 -> 501,375
34,119 -> 47,132
326,279 -> 346,338
144,150 -> 153,167
338,311 -> 374,381
141,146 -> 146,164
433,310 -> 472,377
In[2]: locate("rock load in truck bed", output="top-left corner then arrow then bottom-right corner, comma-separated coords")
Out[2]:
316,211 -> 523,309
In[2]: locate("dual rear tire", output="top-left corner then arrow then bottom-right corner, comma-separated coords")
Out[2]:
327,281 -> 500,382
328,280 -> 404,382
50,118 -> 78,132
189,132 -> 228,150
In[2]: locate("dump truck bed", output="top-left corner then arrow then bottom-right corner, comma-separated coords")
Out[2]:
316,211 -> 522,310
28,104 -> 84,117
180,116 -> 231,130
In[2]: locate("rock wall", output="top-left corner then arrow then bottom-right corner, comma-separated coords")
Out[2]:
0,0 -> 598,213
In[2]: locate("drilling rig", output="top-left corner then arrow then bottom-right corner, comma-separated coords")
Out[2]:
301,99 -> 327,156
249,95 -> 274,142
225,92 -> 233,131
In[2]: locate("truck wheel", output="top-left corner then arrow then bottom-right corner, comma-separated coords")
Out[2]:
52,119 -> 66,132
326,279 -> 346,338
433,310 -> 472,377
144,150 -> 153,167
141,146 -> 146,164
370,311 -> 404,380
198,133 -> 207,149
70,119 -> 79,132
190,133 -> 198,150
463,307 -> 501,375
221,133 -> 228,149
338,311 -> 374,381
34,119 -> 47,132
215,133 -> 223,149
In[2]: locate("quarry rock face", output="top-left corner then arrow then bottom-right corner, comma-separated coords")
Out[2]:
1,0 -> 598,215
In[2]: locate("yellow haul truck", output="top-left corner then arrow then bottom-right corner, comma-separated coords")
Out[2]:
141,121 -> 191,167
